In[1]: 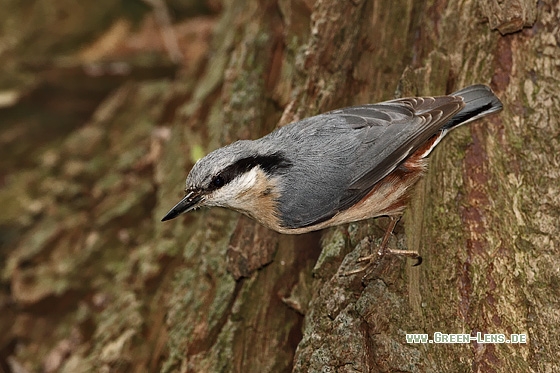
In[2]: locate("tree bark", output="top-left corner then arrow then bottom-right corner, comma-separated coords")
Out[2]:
2,0 -> 558,372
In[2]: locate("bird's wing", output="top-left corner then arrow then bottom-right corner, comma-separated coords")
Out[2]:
334,96 -> 464,213
275,95 -> 465,229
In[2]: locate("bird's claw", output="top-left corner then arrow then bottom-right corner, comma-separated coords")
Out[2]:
338,217 -> 422,281
339,248 -> 422,278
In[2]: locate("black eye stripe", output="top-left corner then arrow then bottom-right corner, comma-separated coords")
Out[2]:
207,153 -> 292,191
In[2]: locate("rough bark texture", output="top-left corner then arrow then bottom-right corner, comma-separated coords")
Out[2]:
1,0 -> 559,372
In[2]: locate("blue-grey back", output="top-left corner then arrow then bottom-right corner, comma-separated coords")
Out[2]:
257,97 -> 462,228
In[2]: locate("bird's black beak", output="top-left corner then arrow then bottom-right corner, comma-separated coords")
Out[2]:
161,191 -> 204,222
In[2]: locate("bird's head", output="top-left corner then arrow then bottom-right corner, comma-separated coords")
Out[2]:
161,140 -> 292,224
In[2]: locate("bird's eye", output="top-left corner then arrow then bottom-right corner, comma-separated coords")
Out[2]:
212,175 -> 225,188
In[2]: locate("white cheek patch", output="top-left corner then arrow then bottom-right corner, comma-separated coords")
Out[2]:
207,167 -> 259,207
234,167 -> 259,190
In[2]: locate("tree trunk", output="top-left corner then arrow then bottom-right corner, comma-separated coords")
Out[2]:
2,0 -> 558,372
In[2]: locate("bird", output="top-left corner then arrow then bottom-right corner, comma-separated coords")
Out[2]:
162,84 -> 502,274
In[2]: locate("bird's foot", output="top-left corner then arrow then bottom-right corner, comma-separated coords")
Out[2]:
341,246 -> 421,278
339,216 -> 421,281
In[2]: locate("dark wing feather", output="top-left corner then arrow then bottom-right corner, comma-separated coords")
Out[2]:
269,95 -> 465,229
330,97 -> 464,215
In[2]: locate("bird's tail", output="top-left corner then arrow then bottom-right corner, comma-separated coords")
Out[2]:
443,85 -> 503,130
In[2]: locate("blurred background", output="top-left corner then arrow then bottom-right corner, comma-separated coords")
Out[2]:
1,0 -> 559,372
0,1 -> 221,371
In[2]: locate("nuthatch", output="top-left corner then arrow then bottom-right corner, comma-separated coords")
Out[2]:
162,85 -> 502,272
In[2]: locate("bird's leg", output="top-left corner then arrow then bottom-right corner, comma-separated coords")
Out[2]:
341,216 -> 422,278
357,215 -> 400,263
